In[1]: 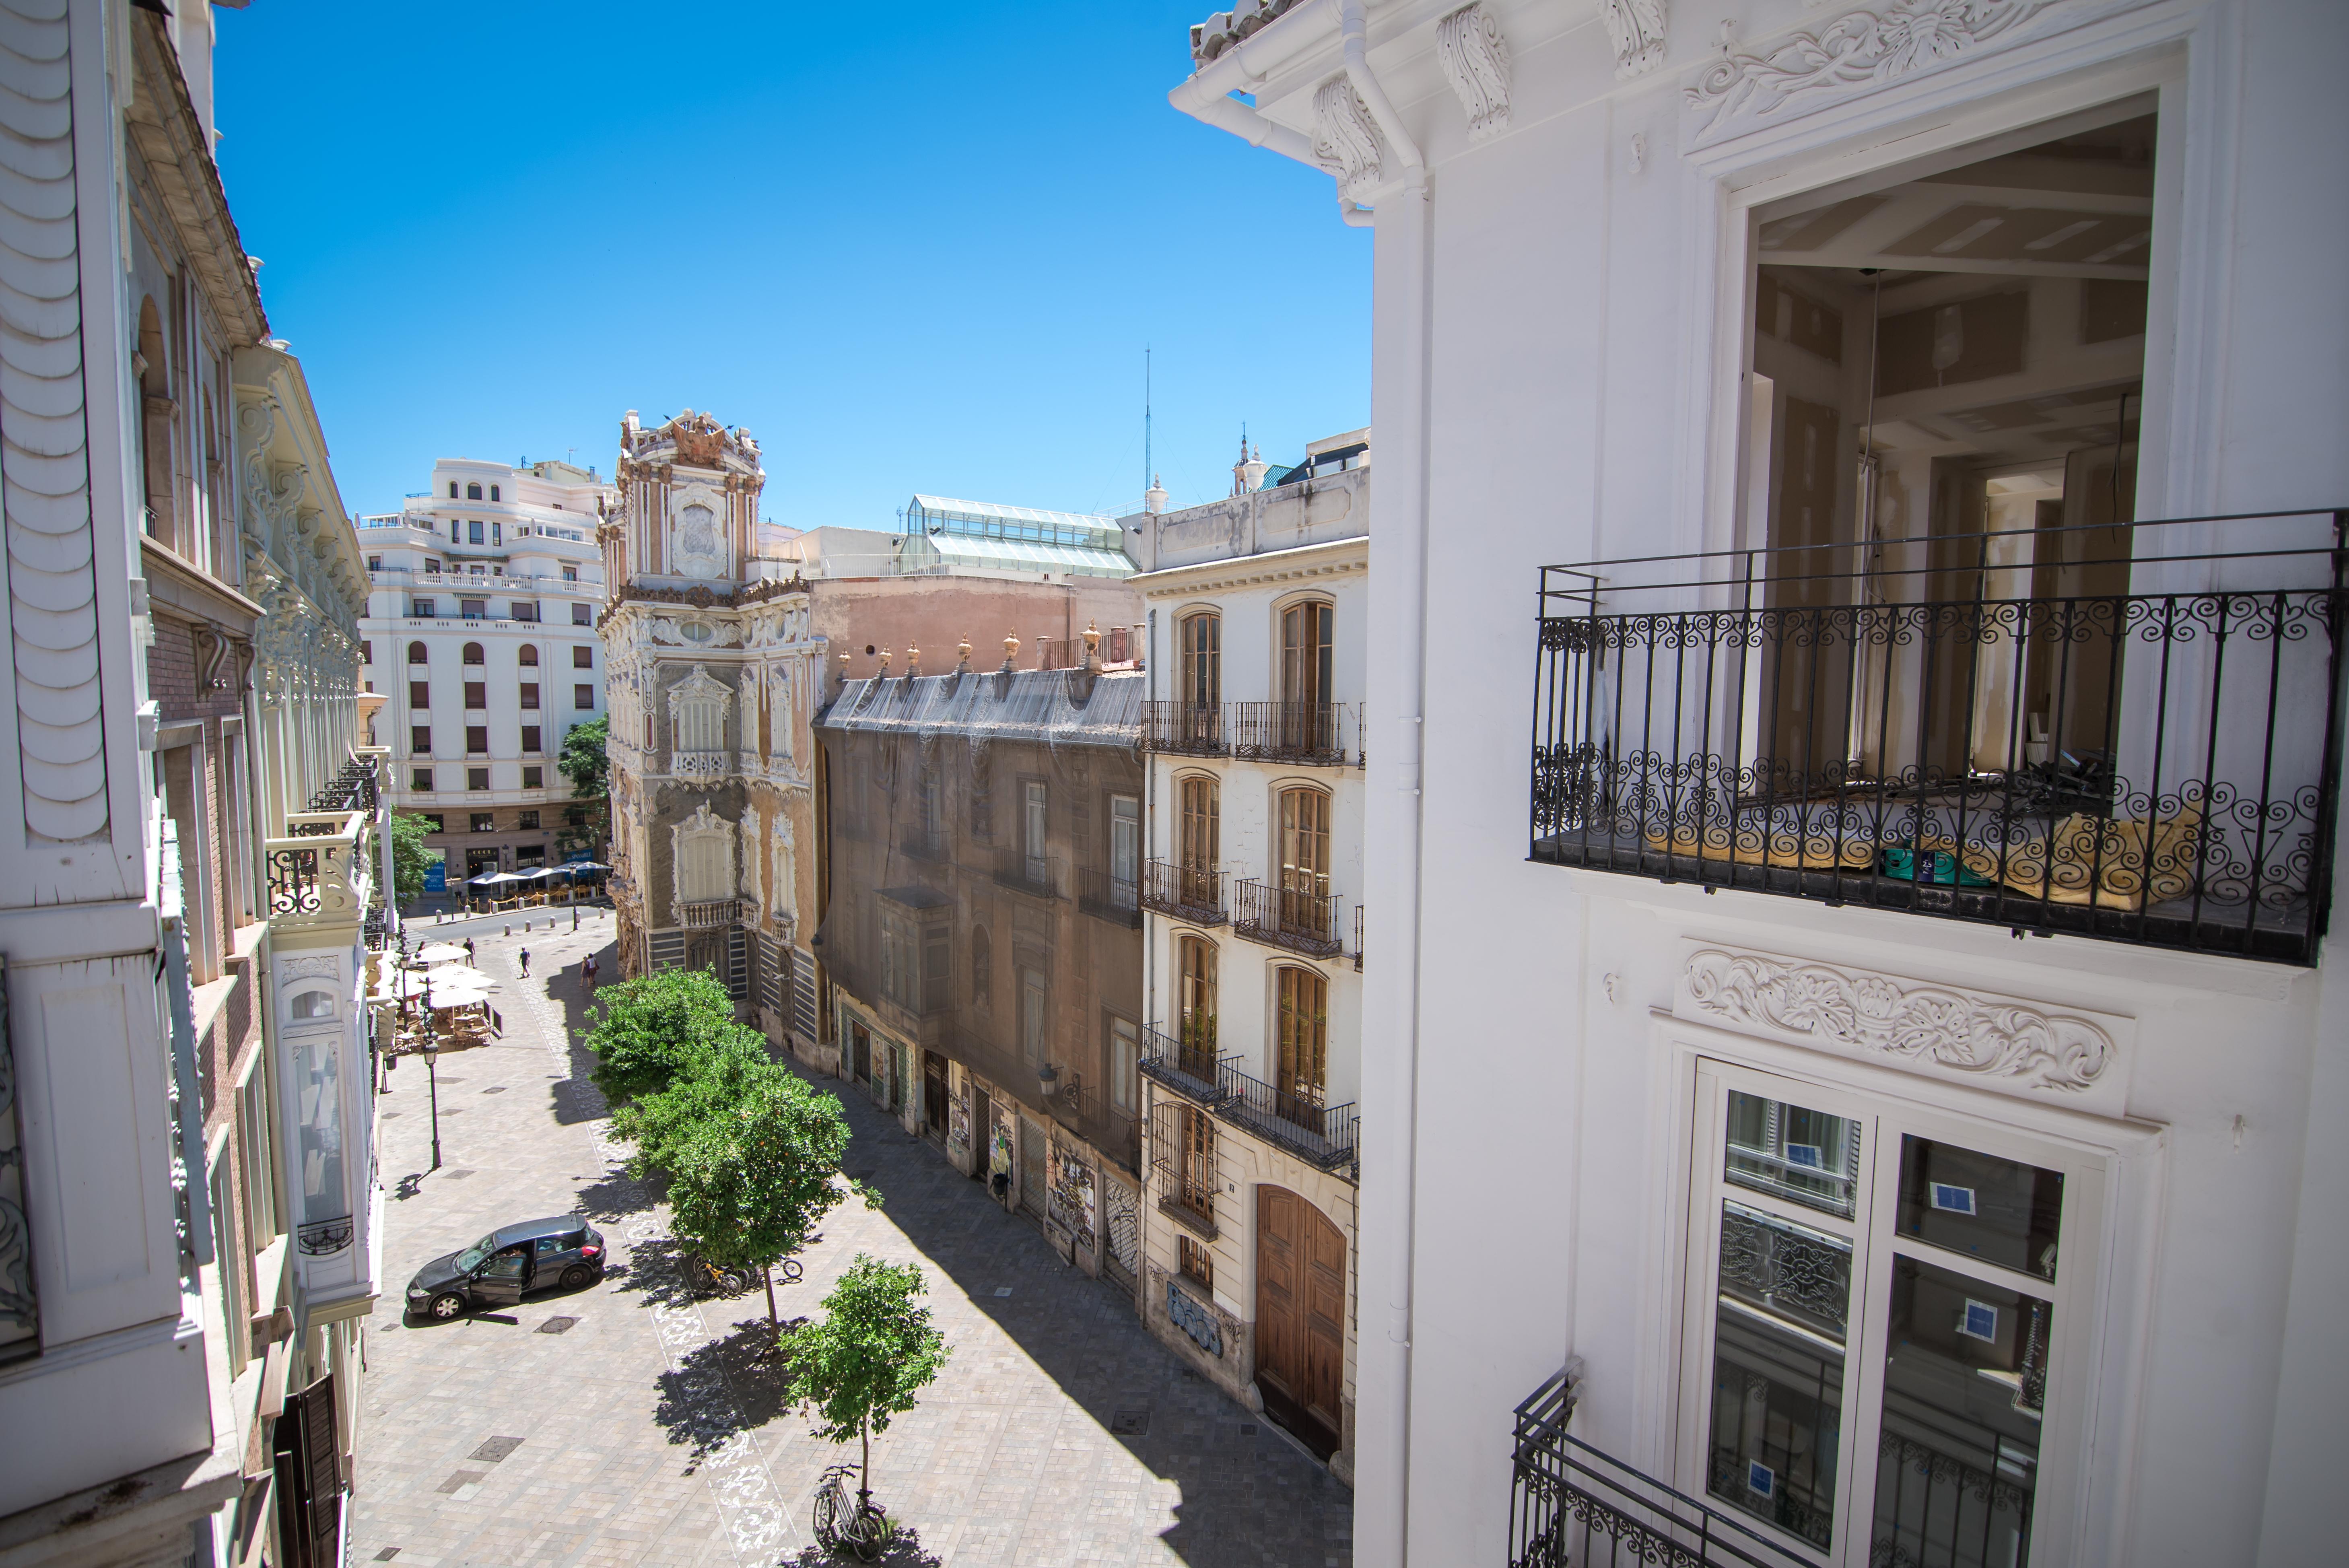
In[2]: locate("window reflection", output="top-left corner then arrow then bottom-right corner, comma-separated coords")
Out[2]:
1897,1135 -> 2064,1280
1708,1201 -> 1850,1548
1727,1089 -> 1863,1218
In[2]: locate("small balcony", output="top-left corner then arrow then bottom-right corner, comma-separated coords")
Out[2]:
675,898 -> 738,930
266,809 -> 375,934
1141,860 -> 1226,925
992,843 -> 1060,900
1234,878 -> 1343,958
1352,904 -> 1364,971
1531,510 -> 2347,963
672,749 -> 729,783
1138,1022 -> 1224,1106
1232,701 -> 1350,766
1077,867 -> 1142,927
1143,701 -> 1228,756
1215,1058 -> 1357,1174
1508,1368 -> 1814,1568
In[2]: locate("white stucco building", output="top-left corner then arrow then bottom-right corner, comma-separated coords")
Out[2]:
1125,439 -> 1370,1480
1172,3 -> 2349,1566
359,459 -> 612,887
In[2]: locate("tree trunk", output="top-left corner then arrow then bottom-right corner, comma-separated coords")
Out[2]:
860,1413 -> 871,1501
762,1262 -> 779,1331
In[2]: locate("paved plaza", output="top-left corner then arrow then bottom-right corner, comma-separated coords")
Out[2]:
354,914 -> 1354,1567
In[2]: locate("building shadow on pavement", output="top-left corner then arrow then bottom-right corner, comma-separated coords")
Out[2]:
545,934 -> 618,1125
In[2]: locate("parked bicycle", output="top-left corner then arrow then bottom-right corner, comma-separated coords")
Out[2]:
683,1253 -> 802,1299
812,1462 -> 892,1561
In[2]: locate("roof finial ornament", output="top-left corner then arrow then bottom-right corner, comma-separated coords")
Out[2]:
905,643 -> 921,677
956,635 -> 973,672
1001,630 -> 1020,673
878,647 -> 892,675
1082,620 -> 1101,672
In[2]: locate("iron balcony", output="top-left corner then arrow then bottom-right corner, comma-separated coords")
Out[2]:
1138,1022 -> 1224,1106
1077,866 -> 1142,928
1234,878 -> 1344,958
1214,1057 -> 1358,1176
1231,701 -> 1351,766
1141,860 -> 1226,925
1142,701 -> 1228,756
1529,508 -> 2348,963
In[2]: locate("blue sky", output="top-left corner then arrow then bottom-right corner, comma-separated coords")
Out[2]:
212,3 -> 1368,528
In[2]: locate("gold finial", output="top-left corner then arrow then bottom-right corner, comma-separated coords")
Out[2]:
1082,620 -> 1101,652
1001,630 -> 1020,671
956,635 -> 973,671
878,647 -> 892,673
905,643 -> 920,676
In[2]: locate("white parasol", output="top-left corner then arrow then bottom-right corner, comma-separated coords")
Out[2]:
412,943 -> 469,965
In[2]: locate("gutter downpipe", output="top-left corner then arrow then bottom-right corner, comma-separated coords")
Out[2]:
1332,2 -> 1427,1564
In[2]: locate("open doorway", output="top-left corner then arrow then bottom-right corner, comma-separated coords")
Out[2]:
1743,102 -> 2153,792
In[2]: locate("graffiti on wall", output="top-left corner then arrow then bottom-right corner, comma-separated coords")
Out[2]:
1047,1137 -> 1097,1258
1167,1279 -> 1222,1357
946,1077 -> 970,1162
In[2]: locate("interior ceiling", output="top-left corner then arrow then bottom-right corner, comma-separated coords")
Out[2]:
1759,115 -> 2155,281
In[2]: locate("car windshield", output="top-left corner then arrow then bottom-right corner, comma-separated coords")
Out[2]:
453,1232 -> 500,1272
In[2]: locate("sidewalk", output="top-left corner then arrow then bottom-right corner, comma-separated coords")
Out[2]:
354,917 -> 1353,1567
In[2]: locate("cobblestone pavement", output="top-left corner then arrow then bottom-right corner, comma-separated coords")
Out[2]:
354,914 -> 1354,1567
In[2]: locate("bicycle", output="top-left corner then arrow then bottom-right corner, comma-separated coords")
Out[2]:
683,1254 -> 803,1299
811,1462 -> 892,1561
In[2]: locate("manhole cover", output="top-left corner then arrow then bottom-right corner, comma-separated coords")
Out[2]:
374,1551 -> 400,1562
1111,1408 -> 1150,1436
441,1108 -> 464,1115
537,1316 -> 578,1335
381,1111 -> 402,1119
435,1469 -> 485,1494
1240,1423 -> 1258,1435
482,1086 -> 507,1095
442,1169 -> 475,1180
439,1078 -> 466,1084
845,1167 -> 876,1180
993,1287 -> 1014,1298
470,1436 -> 524,1463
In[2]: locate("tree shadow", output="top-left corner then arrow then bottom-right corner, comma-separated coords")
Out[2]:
651,1318 -> 795,1463
777,1525 -> 944,1567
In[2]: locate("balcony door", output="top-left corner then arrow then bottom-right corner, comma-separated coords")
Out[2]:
1280,601 -> 1332,708
1274,965 -> 1327,1121
1179,777 -> 1219,906
1177,935 -> 1217,1065
1278,787 -> 1330,931
1678,1061 -> 2100,1568
1180,610 -> 1221,714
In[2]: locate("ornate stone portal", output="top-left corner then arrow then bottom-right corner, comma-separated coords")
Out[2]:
600,410 -> 820,1051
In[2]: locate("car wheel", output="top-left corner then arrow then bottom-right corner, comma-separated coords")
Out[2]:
428,1291 -> 466,1320
560,1264 -> 594,1290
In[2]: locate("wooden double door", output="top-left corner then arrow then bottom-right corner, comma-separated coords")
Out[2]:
1256,1185 -> 1346,1459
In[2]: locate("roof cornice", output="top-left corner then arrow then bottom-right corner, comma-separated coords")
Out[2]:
1129,535 -> 1368,599
127,13 -> 268,344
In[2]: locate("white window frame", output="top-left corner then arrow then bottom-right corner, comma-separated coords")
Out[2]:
1644,1014 -> 2165,1568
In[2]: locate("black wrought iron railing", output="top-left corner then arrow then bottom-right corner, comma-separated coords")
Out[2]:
1352,903 -> 1364,971
1143,701 -> 1228,756
1141,860 -> 1225,924
1077,867 -> 1142,927
1510,1368 -> 1812,1568
1138,1022 -> 1224,1105
1232,701 -> 1349,765
308,756 -> 379,815
1531,509 -> 2347,962
991,844 -> 1059,899
1234,878 -> 1344,957
1216,1057 -> 1357,1172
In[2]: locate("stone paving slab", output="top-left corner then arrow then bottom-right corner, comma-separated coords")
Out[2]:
355,912 -> 1353,1566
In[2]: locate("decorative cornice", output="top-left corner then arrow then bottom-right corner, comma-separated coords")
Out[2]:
1131,536 -> 1368,600
1604,0 -> 1670,82
1681,947 -> 2117,1096
1685,0 -> 2057,142
1436,5 -> 1512,141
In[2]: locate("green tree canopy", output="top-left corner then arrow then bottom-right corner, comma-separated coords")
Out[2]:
577,968 -> 740,1107
558,714 -> 610,799
386,810 -> 437,909
665,1063 -> 869,1327
610,1024 -> 771,1178
783,1254 -> 949,1497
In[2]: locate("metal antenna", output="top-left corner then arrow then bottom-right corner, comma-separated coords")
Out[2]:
1144,346 -> 1152,499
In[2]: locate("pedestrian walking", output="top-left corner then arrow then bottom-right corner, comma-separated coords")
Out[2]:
464,938 -> 475,961
582,954 -> 598,987
519,948 -> 531,977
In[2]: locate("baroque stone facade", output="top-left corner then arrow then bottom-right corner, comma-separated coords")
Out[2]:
600,411 -> 821,1052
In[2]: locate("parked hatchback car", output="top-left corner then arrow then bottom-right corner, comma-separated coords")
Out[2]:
406,1214 -> 605,1321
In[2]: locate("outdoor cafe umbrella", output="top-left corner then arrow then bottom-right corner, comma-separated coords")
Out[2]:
563,861 -> 610,874
468,871 -> 528,890
412,943 -> 469,965
423,964 -> 496,987
427,983 -> 494,1010
371,968 -> 431,1001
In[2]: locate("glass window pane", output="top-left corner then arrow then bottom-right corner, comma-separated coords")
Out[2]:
1726,1088 -> 1863,1218
1708,1199 -> 1847,1549
1871,1254 -> 2048,1568
1897,1135 -> 2064,1281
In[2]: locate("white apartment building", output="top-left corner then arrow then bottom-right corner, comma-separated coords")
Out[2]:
359,459 -> 613,887
1173,4 -> 2349,1567
1127,439 -> 1369,1481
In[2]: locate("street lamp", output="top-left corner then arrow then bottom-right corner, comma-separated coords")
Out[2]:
424,1038 -> 443,1172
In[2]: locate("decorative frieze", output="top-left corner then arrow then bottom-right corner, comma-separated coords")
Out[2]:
1679,946 -> 2124,1104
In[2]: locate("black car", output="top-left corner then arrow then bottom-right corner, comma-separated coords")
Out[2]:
405,1214 -> 606,1321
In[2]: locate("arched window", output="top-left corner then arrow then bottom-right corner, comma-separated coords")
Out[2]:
136,297 -> 175,550
1278,786 -> 1332,933
447,482 -> 459,498
466,482 -> 483,500
517,645 -> 539,667
971,926 -> 991,1008
407,641 -> 428,665
1177,935 -> 1217,1060
490,484 -> 501,501
1179,611 -> 1221,711
462,643 -> 485,666
289,989 -> 336,1022
670,664 -> 731,753
1179,776 -> 1219,908
1280,599 -> 1333,708
673,803 -> 733,904
1275,966 -> 1329,1111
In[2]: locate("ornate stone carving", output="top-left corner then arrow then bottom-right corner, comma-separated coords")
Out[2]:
1603,0 -> 1669,80
1437,5 -> 1513,140
1311,76 -> 1385,201
668,480 -> 728,579
1686,0 -> 2055,139
1682,948 -> 2114,1093
282,954 -> 341,981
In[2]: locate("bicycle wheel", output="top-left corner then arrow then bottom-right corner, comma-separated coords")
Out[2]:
778,1257 -> 804,1284
812,1483 -> 841,1548
849,1502 -> 890,1562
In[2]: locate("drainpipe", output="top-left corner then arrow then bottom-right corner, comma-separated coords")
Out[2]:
1166,3 -> 1330,179
1328,4 -> 1430,1564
